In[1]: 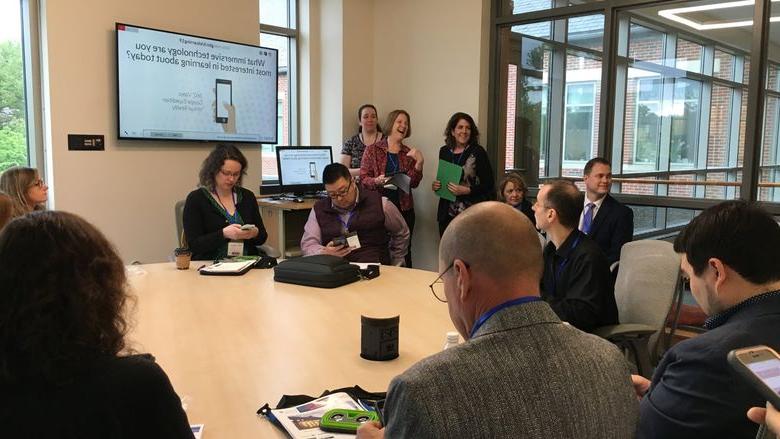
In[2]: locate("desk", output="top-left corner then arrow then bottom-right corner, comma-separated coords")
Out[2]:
257,198 -> 316,258
127,263 -> 454,439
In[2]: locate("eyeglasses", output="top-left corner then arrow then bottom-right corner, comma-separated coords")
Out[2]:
219,169 -> 242,179
428,262 -> 454,303
327,179 -> 353,199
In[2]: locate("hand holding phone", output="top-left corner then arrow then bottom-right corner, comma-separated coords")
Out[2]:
241,224 -> 257,230
727,345 -> 780,409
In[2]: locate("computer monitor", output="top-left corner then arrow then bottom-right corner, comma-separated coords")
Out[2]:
275,146 -> 333,195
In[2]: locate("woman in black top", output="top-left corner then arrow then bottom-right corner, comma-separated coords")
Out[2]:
0,211 -> 194,438
498,173 -> 535,226
183,144 -> 268,260
431,112 -> 495,236
341,104 -> 383,178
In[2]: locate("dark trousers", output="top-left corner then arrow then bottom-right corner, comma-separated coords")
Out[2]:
401,209 -> 415,268
438,216 -> 454,237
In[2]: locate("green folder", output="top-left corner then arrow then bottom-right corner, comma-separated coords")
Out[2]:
436,159 -> 463,202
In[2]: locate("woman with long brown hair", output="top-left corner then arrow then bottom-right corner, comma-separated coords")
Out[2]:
0,166 -> 48,217
0,211 -> 194,437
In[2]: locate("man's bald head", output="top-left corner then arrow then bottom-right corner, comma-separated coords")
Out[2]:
440,202 -> 543,286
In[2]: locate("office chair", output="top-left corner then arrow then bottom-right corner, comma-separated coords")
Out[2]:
174,200 -> 280,258
593,240 -> 681,378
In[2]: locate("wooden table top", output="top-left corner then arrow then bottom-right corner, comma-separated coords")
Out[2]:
126,262 -> 454,438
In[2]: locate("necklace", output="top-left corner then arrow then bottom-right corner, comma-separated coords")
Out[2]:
360,131 -> 378,146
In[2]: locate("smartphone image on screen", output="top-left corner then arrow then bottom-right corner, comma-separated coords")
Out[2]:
727,345 -> 780,409
309,162 -> 317,179
215,79 -> 232,124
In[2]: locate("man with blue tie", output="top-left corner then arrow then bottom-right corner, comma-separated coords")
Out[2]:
580,158 -> 634,266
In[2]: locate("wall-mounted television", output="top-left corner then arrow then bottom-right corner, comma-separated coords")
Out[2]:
116,23 -> 278,143
276,147 -> 333,195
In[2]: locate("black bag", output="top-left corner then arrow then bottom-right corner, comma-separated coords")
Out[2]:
273,254 -> 360,288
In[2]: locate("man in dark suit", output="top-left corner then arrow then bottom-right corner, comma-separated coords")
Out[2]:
580,157 -> 634,266
634,200 -> 780,438
357,202 -> 638,439
535,179 -> 618,332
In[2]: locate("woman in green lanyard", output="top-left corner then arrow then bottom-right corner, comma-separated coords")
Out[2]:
182,144 -> 268,260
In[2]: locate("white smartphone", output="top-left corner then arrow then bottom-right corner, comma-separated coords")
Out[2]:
727,345 -> 780,409
215,79 -> 232,123
240,224 -> 256,230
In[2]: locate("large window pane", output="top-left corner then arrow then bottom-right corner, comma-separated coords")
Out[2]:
259,0 -> 293,28
0,0 -> 28,171
259,0 -> 297,185
500,16 -> 601,183
760,2 -> 780,202
615,3 -> 748,201
670,79 -> 701,168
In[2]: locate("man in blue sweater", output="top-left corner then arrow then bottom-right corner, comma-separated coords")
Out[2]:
634,200 -> 780,438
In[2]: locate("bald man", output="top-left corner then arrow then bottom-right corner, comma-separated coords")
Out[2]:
357,202 -> 638,439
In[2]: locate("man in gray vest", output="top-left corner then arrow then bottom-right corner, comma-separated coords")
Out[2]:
301,163 -> 409,265
358,202 -> 638,438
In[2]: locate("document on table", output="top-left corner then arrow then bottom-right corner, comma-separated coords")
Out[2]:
435,159 -> 463,202
198,259 -> 255,275
270,392 -> 364,439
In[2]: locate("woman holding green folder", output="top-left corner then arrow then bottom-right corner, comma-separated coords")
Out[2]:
432,112 -> 494,237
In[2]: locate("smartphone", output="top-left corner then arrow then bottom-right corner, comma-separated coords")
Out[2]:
727,345 -> 780,408
215,79 -> 232,123
309,162 -> 317,179
240,224 -> 256,230
329,236 -> 347,247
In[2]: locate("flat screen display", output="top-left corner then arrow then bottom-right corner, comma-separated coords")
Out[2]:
276,147 -> 333,193
116,23 -> 278,143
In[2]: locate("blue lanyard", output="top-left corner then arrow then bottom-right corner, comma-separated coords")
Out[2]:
451,145 -> 470,166
337,210 -> 356,232
387,153 -> 399,174
214,190 -> 239,224
551,234 -> 582,293
469,296 -> 542,339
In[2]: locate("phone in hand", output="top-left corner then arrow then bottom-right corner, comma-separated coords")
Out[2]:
240,224 -> 256,230
727,345 -> 780,409
329,236 -> 347,247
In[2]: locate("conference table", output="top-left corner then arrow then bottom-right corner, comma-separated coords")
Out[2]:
126,262 -> 455,438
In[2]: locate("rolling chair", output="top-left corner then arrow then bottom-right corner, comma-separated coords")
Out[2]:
593,240 -> 681,378
175,200 -> 280,258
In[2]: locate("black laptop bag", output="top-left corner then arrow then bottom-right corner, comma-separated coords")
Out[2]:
273,254 -> 361,288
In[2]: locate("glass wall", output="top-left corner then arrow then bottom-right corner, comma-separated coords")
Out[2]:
494,0 -> 767,218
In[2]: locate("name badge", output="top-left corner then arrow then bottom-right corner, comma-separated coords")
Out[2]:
227,241 -> 244,257
346,232 -> 361,249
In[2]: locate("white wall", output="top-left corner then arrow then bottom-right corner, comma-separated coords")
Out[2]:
39,0 -> 490,269
40,0 -> 261,263
371,0 -> 490,270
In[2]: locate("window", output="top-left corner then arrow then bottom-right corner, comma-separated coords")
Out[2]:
0,1 -> 28,171
260,0 -> 297,184
499,14 -> 603,184
563,82 -> 596,162
634,78 -> 662,166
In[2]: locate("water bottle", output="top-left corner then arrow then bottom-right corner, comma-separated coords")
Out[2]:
443,331 -> 460,350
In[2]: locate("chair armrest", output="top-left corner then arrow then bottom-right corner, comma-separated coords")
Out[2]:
593,323 -> 657,340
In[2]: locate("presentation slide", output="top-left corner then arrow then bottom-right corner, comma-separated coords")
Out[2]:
117,23 -> 278,143
279,149 -> 333,185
